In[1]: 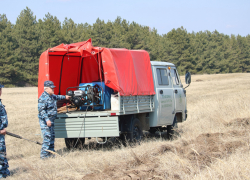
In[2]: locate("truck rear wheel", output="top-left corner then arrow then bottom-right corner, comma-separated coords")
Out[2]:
166,116 -> 178,140
126,117 -> 143,143
65,138 -> 85,149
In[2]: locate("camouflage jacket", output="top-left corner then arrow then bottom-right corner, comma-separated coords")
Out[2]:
0,99 -> 8,130
38,91 -> 65,122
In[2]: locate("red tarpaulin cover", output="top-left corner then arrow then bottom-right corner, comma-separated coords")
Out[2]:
38,39 -> 155,97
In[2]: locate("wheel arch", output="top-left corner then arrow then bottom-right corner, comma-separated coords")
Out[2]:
175,112 -> 183,123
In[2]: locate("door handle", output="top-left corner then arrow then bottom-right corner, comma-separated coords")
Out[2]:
174,89 -> 178,94
160,90 -> 163,94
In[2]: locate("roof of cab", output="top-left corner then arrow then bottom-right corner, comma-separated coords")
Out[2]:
150,61 -> 175,66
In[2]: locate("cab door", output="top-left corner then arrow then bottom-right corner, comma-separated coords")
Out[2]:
155,67 -> 175,125
170,68 -> 185,115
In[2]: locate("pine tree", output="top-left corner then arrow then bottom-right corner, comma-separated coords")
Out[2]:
62,18 -> 79,44
237,35 -> 250,72
37,13 -> 64,52
0,14 -> 21,86
13,7 -> 40,86
76,22 -> 91,42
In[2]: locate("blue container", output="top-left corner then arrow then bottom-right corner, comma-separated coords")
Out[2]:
79,82 -> 113,110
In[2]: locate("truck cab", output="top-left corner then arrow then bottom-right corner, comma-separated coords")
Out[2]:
149,61 -> 187,129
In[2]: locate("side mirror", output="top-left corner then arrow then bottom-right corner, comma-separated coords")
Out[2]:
185,72 -> 191,84
184,72 -> 191,89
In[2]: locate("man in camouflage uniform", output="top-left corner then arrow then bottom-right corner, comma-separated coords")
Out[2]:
38,81 -> 70,159
0,84 -> 10,178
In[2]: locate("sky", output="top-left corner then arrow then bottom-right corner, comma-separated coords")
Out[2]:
0,0 -> 249,36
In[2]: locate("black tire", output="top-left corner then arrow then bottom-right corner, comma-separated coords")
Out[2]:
166,116 -> 178,140
149,127 -> 162,134
149,128 -> 157,134
65,138 -> 85,149
126,117 -> 143,143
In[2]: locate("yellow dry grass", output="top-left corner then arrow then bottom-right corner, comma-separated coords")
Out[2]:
2,73 -> 250,179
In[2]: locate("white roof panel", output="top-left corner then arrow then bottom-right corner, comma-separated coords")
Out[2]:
150,61 -> 175,66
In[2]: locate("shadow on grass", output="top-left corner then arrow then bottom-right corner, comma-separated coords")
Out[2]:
55,130 -> 179,156
8,154 -> 24,160
10,167 -> 28,176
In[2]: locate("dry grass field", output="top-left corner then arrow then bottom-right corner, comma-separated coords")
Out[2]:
2,73 -> 250,179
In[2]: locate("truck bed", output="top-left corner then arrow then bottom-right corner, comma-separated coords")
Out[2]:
57,95 -> 155,118
55,95 -> 155,138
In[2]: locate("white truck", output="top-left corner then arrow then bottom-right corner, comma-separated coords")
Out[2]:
38,39 -> 191,148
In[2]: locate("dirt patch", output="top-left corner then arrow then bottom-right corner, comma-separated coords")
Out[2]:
153,132 -> 245,171
226,117 -> 250,127
82,118 -> 249,180
184,133 -> 244,167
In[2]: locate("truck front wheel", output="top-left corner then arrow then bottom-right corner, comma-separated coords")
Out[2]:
166,116 -> 178,140
65,138 -> 85,149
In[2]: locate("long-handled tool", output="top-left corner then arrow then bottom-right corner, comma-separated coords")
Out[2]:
7,132 -> 79,173
6,132 -> 42,145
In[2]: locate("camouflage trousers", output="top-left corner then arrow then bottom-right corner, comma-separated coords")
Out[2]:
0,135 -> 10,178
39,118 -> 55,159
